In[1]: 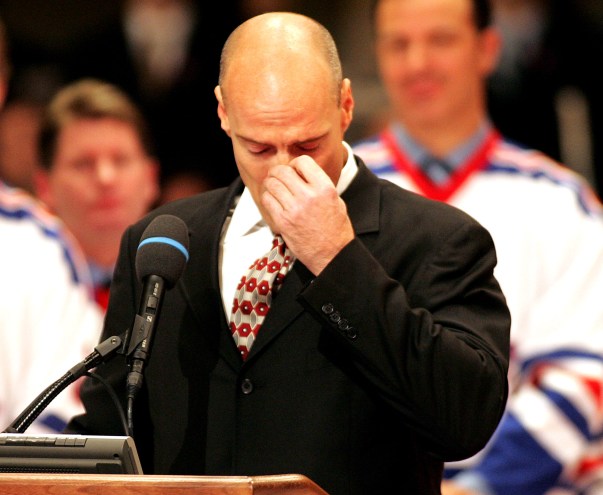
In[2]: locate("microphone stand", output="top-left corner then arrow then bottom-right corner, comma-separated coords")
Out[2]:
3,334 -> 124,434
124,274 -> 166,437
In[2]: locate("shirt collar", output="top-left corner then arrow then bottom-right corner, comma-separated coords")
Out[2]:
226,141 -> 358,241
391,120 -> 493,172
338,141 -> 358,195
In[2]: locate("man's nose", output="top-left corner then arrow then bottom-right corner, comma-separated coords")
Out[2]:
95,159 -> 119,184
406,42 -> 429,71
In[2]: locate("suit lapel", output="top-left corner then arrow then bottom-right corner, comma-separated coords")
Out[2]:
178,179 -> 245,370
343,158 -> 381,239
244,260 -> 309,361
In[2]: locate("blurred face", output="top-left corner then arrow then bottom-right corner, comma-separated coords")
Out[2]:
374,0 -> 499,126
216,72 -> 353,220
38,117 -> 158,244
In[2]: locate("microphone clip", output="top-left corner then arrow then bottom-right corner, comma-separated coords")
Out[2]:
124,274 -> 165,361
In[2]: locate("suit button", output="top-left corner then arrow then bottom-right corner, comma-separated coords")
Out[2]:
346,328 -> 358,340
337,319 -> 349,330
329,312 -> 341,323
241,379 -> 254,395
321,303 -> 334,314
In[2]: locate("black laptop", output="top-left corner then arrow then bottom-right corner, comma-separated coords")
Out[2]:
0,433 -> 143,474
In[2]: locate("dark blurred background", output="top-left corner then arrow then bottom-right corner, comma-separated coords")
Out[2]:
0,0 -> 601,200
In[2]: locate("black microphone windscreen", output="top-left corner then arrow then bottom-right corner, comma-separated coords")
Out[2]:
135,214 -> 190,288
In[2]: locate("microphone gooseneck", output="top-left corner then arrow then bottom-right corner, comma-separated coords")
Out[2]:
3,336 -> 123,434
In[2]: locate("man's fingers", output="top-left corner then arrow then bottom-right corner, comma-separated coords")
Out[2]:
290,155 -> 332,186
263,169 -> 298,212
268,155 -> 331,189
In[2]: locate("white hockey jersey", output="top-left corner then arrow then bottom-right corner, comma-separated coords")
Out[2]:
353,127 -> 603,495
0,182 -> 103,434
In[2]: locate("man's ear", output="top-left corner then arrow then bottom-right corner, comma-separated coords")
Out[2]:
0,80 -> 8,110
480,26 -> 503,77
340,78 -> 355,134
143,157 -> 161,207
215,85 -> 231,137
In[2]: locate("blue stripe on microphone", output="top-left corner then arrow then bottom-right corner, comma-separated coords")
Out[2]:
138,236 -> 190,261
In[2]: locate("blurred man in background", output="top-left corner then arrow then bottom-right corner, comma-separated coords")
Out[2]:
35,78 -> 159,309
0,18 -> 103,434
353,0 -> 603,493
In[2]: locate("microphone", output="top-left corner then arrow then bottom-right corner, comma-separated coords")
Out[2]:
3,215 -> 189,435
125,214 -> 189,412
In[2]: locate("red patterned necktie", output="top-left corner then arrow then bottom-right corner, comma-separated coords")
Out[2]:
229,234 -> 295,360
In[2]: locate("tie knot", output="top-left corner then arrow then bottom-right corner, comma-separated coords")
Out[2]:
272,234 -> 288,257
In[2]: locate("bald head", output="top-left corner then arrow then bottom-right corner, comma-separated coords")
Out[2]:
218,12 -> 343,108
213,11 -> 354,226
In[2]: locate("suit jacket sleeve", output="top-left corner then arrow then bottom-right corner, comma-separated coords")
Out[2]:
297,194 -> 511,461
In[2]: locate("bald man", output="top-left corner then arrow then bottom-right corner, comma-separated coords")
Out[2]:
67,13 -> 510,494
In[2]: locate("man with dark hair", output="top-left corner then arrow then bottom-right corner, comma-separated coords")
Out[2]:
35,78 -> 159,309
354,0 -> 603,493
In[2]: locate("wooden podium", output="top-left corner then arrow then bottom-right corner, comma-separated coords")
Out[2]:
0,473 -> 330,494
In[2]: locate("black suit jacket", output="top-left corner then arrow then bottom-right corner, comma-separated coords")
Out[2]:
69,160 -> 510,495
